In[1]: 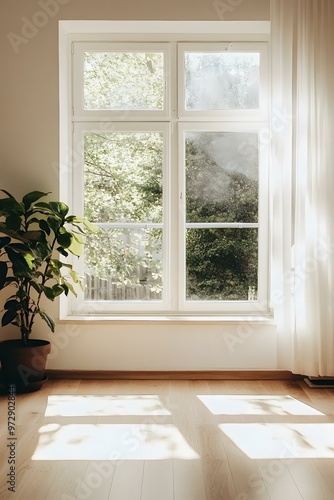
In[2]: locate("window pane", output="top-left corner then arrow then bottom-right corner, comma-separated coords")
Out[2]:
83,131 -> 164,302
186,132 -> 258,223
84,51 -> 164,110
84,132 -> 163,223
185,52 -> 260,110
186,228 -> 258,301
84,228 -> 163,301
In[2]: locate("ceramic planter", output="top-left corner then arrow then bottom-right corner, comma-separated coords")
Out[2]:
0,339 -> 51,393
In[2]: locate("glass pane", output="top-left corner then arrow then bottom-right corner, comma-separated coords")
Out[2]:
84,132 -> 163,223
84,228 -> 163,301
186,132 -> 258,223
186,228 -> 258,301
83,131 -> 164,302
185,52 -> 260,110
84,51 -> 164,110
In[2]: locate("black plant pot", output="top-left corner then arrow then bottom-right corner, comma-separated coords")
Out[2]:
0,339 -> 51,393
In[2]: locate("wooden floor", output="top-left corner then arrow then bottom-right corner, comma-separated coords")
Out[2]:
1,378 -> 334,500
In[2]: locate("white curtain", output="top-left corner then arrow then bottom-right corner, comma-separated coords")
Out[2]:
271,0 -> 334,376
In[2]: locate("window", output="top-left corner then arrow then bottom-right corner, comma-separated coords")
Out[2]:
61,22 -> 270,316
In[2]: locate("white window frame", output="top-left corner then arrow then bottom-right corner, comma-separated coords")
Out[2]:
59,21 -> 271,319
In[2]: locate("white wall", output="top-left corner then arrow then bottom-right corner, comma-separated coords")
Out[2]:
0,0 -> 282,372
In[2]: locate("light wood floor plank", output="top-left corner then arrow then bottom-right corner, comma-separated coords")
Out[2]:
41,461 -> 89,500
206,381 -> 270,500
13,461 -> 59,500
75,459 -> 116,500
287,459 -> 334,500
171,381 -> 206,500
141,460 -> 174,500
256,459 -> 303,500
197,423 -> 238,500
108,460 -> 143,500
313,458 -> 334,496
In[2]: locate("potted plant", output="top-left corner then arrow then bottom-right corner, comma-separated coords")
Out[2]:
0,189 -> 97,392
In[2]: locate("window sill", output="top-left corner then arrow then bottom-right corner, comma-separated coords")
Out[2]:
59,313 -> 275,325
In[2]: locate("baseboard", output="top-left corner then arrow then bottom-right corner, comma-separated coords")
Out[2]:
46,369 -> 302,381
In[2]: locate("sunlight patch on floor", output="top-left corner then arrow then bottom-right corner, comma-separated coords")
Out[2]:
32,424 -> 200,461
219,423 -> 334,458
197,395 -> 324,416
45,395 -> 172,417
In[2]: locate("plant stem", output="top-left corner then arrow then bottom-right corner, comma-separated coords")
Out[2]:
26,231 -> 59,336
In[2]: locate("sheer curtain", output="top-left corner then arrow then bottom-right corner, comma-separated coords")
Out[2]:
271,0 -> 334,376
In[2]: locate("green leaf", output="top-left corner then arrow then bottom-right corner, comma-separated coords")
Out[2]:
0,236 -> 10,249
23,252 -> 35,269
61,282 -> 69,296
72,232 -> 85,245
25,230 -> 46,242
6,242 -> 30,253
60,277 -> 77,297
5,214 -> 21,231
4,299 -> 20,310
6,247 -> 32,275
71,217 -> 99,233
35,201 -> 69,217
16,288 -> 28,299
1,308 -> 18,327
67,233 -> 84,256
58,261 -> 72,269
0,261 -> 7,288
83,219 -> 99,233
43,283 -> 66,299
30,281 -> 43,294
45,269 -> 54,279
39,309 -> 55,332
0,222 -> 29,242
0,189 -> 15,199
3,277 -> 16,286
52,284 -> 65,297
69,268 -> 82,283
50,259 -> 63,272
0,196 -> 24,216
47,216 -> 61,233
43,286 -> 56,300
39,219 -> 51,235
57,231 -> 72,249
22,191 -> 49,210
34,241 -> 50,261
51,201 -> 69,217
57,247 -> 68,257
